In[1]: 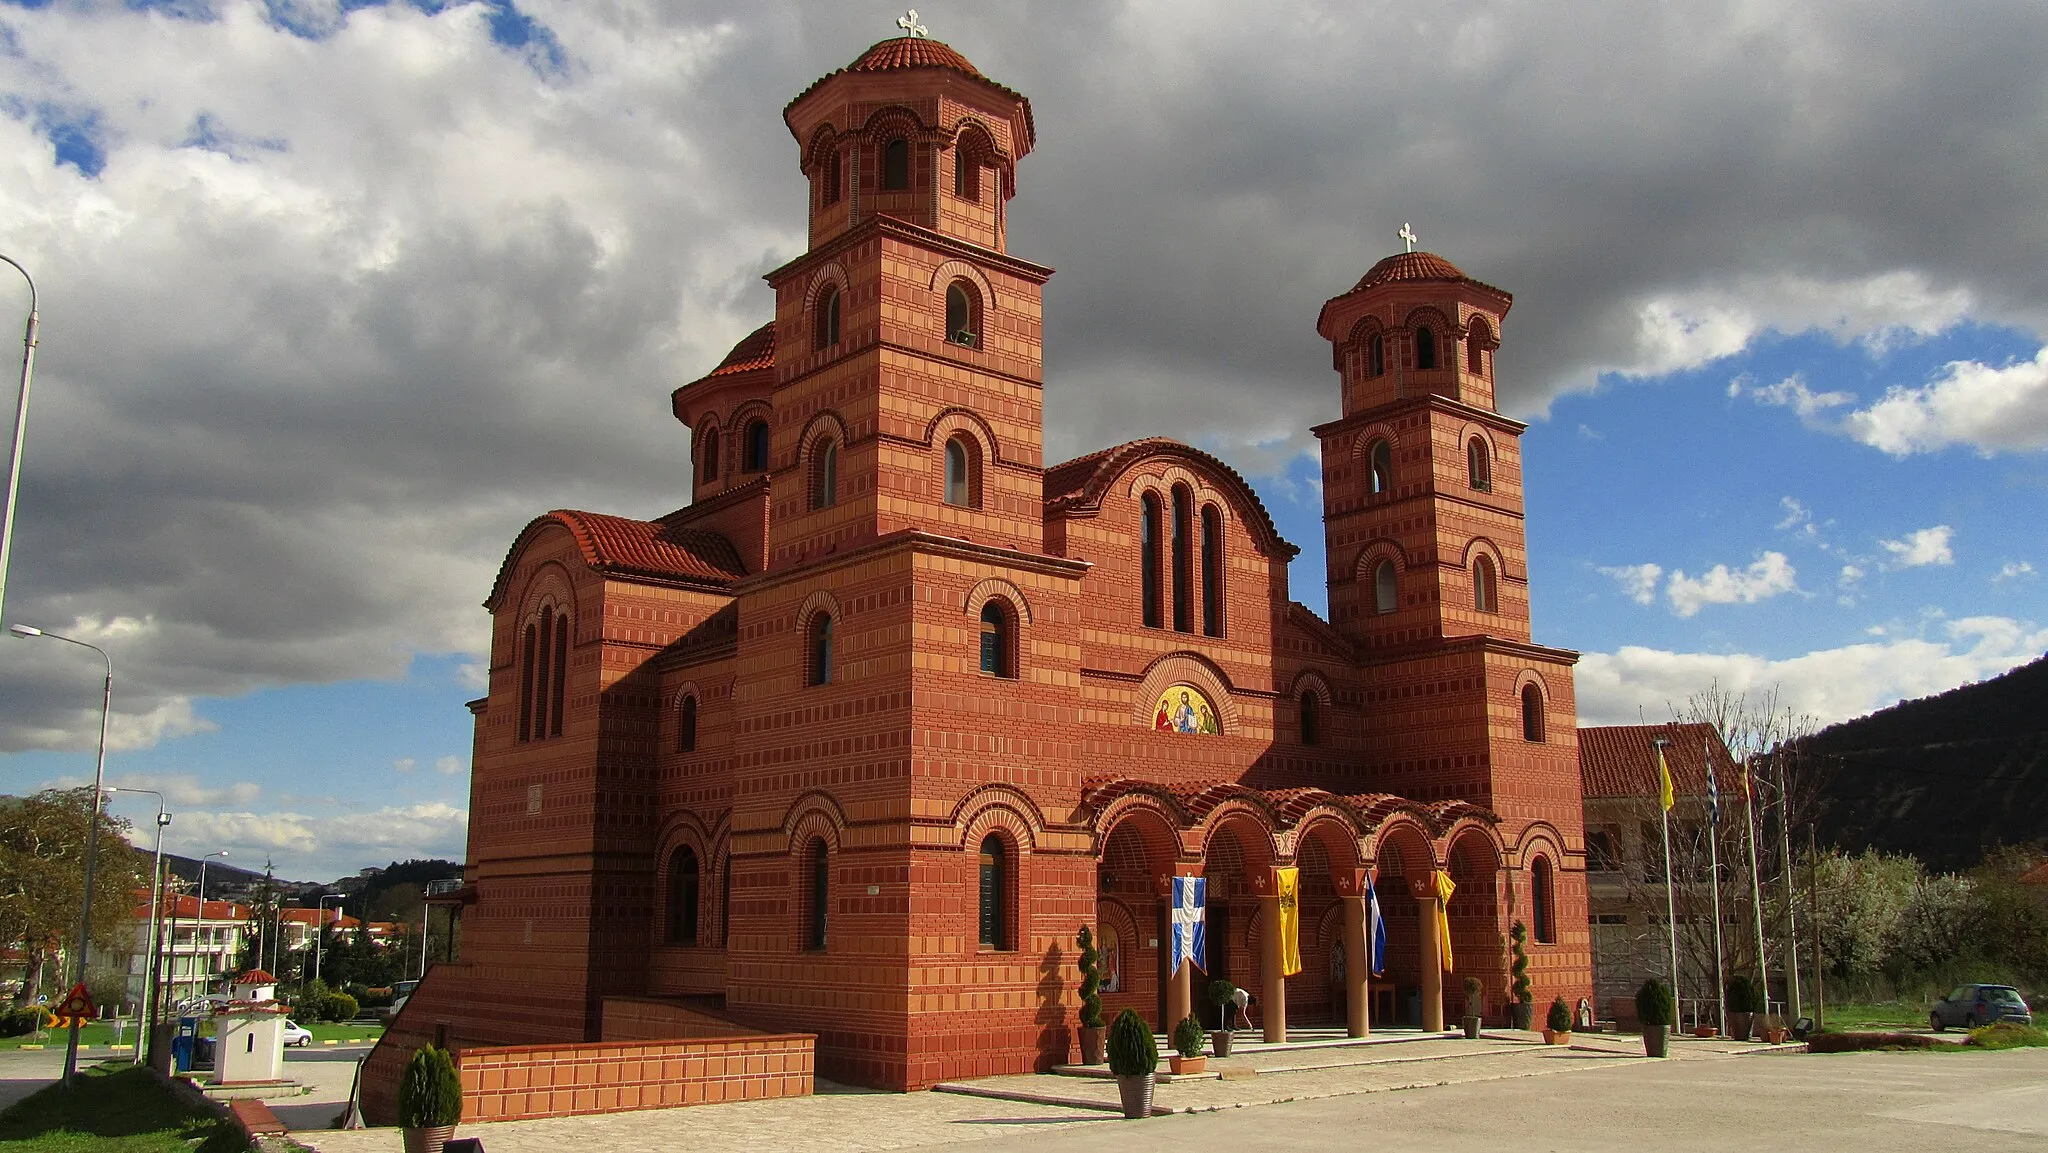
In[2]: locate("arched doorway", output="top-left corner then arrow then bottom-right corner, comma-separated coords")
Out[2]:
1372,820 -> 1435,1027
1096,809 -> 1179,1031
1295,818 -> 1365,1028
1446,827 -> 1506,1024
1201,813 -> 1273,1030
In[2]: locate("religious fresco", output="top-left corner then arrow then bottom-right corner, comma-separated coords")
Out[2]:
1152,684 -> 1220,734
1098,921 -> 1123,992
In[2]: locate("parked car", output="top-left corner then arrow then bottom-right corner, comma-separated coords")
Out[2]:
281,1019 -> 314,1047
1930,985 -> 2033,1030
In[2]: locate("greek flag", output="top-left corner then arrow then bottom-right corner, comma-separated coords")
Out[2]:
1365,871 -> 1387,977
1169,875 -> 1206,975
1706,754 -> 1721,825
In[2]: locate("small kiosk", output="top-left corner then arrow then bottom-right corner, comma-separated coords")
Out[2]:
212,969 -> 290,1087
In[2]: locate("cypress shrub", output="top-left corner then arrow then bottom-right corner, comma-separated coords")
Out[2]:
1636,979 -> 1673,1028
1725,974 -> 1764,1013
397,1044 -> 462,1129
1509,922 -> 1532,1006
1076,926 -> 1104,1030
1172,1015 -> 1205,1058
1106,1008 -> 1157,1077
1546,996 -> 1572,1032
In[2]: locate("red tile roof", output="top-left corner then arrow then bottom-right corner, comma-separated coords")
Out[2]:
1352,251 -> 1468,292
234,969 -> 277,984
487,509 -> 749,607
849,36 -> 983,76
1579,723 -> 1741,800
692,321 -> 776,387
144,895 -> 248,921
1042,438 -> 1297,561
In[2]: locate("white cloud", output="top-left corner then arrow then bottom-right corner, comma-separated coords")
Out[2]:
1878,525 -> 1955,569
1598,563 -> 1664,605
44,772 -> 261,808
1843,347 -> 2048,456
433,756 -> 465,776
1995,561 -> 2036,583
392,758 -> 417,774
1733,374 -> 1857,422
1776,496 -> 1817,537
1666,552 -> 1799,617
1576,615 -> 2048,727
166,802 -> 469,871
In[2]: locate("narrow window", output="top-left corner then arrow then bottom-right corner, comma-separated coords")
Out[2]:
1368,333 -> 1385,377
822,149 -> 842,206
814,286 -> 840,350
1374,560 -> 1398,614
699,426 -> 720,483
979,601 -> 1010,677
1200,505 -> 1223,637
1473,556 -> 1497,613
953,148 -> 979,201
1466,322 -> 1486,374
1171,485 -> 1193,633
668,847 -> 700,945
719,858 -> 732,946
678,694 -> 698,753
1300,691 -> 1320,746
745,419 -> 770,472
1467,438 -> 1491,492
805,838 -> 829,950
1532,857 -> 1556,944
945,438 -> 970,505
812,439 -> 838,510
549,611 -> 568,737
809,614 -> 834,686
945,282 -> 978,347
1521,683 -> 1545,742
518,623 -> 537,743
978,834 -> 1006,948
533,606 -> 554,739
1588,829 -> 1621,872
1140,492 -> 1162,628
882,139 -> 910,190
1369,440 -> 1393,497
1416,326 -> 1437,370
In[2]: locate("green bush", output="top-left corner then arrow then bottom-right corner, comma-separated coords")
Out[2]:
1462,976 -> 1484,1015
1726,974 -> 1764,1013
1546,996 -> 1572,1032
1076,926 -> 1104,1030
1171,1015 -> 1205,1058
1966,1022 -> 2048,1050
1509,922 -> 1532,1006
0,1006 -> 44,1037
1106,1008 -> 1157,1077
323,992 -> 360,1022
1636,979 -> 1673,1028
1206,979 -> 1238,1007
397,1044 -> 462,1129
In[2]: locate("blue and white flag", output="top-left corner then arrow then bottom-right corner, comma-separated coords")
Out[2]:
1365,871 -> 1386,977
1705,753 -> 1721,825
1169,875 -> 1206,975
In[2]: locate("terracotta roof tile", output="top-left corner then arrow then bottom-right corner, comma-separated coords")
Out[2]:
1579,722 -> 1740,800
1352,251 -> 1467,291
849,36 -> 982,76
1043,438 -> 1297,560
486,510 -> 748,607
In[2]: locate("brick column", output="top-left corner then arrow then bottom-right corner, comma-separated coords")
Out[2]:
1414,874 -> 1445,1032
1335,870 -> 1371,1037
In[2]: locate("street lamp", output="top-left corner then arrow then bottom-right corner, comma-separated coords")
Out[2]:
195,850 -> 229,998
9,623 -> 112,1086
314,894 -> 344,986
104,786 -> 170,1065
0,253 -> 38,624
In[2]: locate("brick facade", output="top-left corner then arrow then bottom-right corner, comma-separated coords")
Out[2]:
363,31 -> 1592,1118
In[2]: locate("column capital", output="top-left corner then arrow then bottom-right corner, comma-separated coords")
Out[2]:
1332,868 -> 1370,898
1248,865 -> 1294,898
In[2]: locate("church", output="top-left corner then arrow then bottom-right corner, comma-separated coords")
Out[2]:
373,23 -> 1592,1098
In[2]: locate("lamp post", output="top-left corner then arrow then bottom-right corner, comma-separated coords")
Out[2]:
0,253 -> 38,625
104,786 -> 169,1065
188,850 -> 228,1008
314,895 -> 343,986
9,623 -> 112,1086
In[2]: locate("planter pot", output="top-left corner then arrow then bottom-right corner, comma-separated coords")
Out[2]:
1210,1030 -> 1233,1058
1728,1011 -> 1754,1041
1168,1054 -> 1206,1075
1509,1002 -> 1534,1030
1461,1015 -> 1482,1040
1643,1024 -> 1669,1058
1079,1027 -> 1106,1066
402,1126 -> 456,1153
1764,1027 -> 1788,1045
1114,1073 -> 1156,1119
1542,1028 -> 1571,1045
1692,1025 -> 1718,1038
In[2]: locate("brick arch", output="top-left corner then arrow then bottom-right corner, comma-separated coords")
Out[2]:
513,561 -> 574,624
1351,537 -> 1410,582
796,410 -> 850,494
927,409 -> 994,511
1509,820 -> 1568,870
1091,795 -> 1185,863
1125,465 -> 1227,519
928,259 -> 996,313
1197,805 -> 1281,873
730,400 -> 774,461
1349,421 -> 1403,460
1293,812 -> 1365,876
667,678 -> 706,715
655,813 -> 717,947
951,783 -> 1047,846
963,577 -> 1033,626
1287,668 -> 1335,705
949,118 -> 1015,197
796,588 -> 843,631
860,104 -> 935,142
923,405 -> 1003,460
1129,652 -> 1241,734
1461,312 -> 1499,351
782,791 -> 848,855
1460,535 -> 1506,574
805,262 -> 849,313
694,415 -> 724,478
1400,304 -> 1456,337
1370,817 -> 1438,876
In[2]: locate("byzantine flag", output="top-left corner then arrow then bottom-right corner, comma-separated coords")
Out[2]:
1169,875 -> 1207,976
1275,866 -> 1303,977
1657,744 -> 1675,813
1365,870 -> 1388,977
1432,870 -> 1457,974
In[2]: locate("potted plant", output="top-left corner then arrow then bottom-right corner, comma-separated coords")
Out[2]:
1169,1015 -> 1207,1075
1461,976 -> 1484,1039
1507,922 -> 1534,1030
1637,978 -> 1673,1057
1106,1008 -> 1158,1120
1725,974 -> 1763,1041
1542,996 -> 1573,1045
1076,927 -> 1106,1065
1206,979 -> 1239,1057
398,1043 -> 462,1153
1759,1013 -> 1789,1044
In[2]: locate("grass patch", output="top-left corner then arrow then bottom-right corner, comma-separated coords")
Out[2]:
1967,1022 -> 2048,1050
1814,1001 -> 1926,1031
0,1062 -> 247,1152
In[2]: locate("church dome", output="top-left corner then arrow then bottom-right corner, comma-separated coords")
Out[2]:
1351,251 -> 1468,293
846,36 -> 983,79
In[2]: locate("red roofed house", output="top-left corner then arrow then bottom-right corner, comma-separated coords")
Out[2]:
114,894 -> 251,1010
367,25 -> 1591,1111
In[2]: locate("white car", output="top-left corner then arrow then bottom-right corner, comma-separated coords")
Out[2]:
281,1020 -> 314,1047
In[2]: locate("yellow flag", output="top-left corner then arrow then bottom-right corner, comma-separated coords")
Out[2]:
1433,870 -> 1457,974
1275,866 -> 1302,977
1657,745 -> 1675,813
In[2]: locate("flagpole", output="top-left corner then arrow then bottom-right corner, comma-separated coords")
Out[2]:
1706,739 -> 1727,1036
1655,738 -> 1680,1031
1776,751 -> 1803,1025
1741,759 -> 1768,1013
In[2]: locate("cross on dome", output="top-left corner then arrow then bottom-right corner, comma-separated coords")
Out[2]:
1398,223 -> 1418,253
896,9 -> 928,37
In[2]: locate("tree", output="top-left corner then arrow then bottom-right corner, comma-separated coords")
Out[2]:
0,789 -> 144,1006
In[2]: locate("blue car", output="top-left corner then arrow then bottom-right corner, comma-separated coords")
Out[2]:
1930,984 -> 2033,1030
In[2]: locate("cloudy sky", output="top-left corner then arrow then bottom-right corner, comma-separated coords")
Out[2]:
1,0 -> 2043,881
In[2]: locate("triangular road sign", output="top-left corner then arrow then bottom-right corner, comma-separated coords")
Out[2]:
54,983 -> 94,1020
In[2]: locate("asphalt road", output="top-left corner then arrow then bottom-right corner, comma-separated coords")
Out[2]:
0,1041 -> 374,1118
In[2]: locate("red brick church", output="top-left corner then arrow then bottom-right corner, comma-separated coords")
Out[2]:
375,26 -> 1591,1097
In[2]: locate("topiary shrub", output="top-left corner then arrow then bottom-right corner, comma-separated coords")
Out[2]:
1546,996 -> 1572,1032
1725,974 -> 1764,1014
324,991 -> 360,1022
1172,1015 -> 1205,1058
1462,976 -> 1484,1016
1106,1008 -> 1158,1077
397,1044 -> 463,1129
1636,979 -> 1673,1028
1509,922 -> 1532,1007
1206,979 -> 1238,1028
1076,926 -> 1104,1030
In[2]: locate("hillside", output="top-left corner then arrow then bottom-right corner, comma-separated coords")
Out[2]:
1806,651 -> 2048,870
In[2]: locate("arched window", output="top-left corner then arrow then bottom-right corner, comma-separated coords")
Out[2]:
678,694 -> 698,753
1369,439 -> 1393,497
814,285 -> 840,350
699,425 -> 720,484
549,611 -> 568,737
1171,485 -> 1193,633
804,838 -> 829,950
882,138 -> 910,190
1473,556 -> 1497,614
531,606 -> 554,739
978,601 -> 1012,678
809,613 -> 834,686
1368,332 -> 1385,377
1522,683 -> 1546,742
1467,437 -> 1491,492
944,437 -> 971,506
945,282 -> 979,347
953,147 -> 980,201
1200,504 -> 1223,637
977,833 -> 1007,949
1416,326 -> 1438,370
744,419 -> 770,473
1373,559 -> 1398,615
1140,492 -> 1162,628
1531,856 -> 1556,944
1300,691 -> 1320,746
668,847 -> 699,945
518,623 -> 537,742
811,438 -> 838,510
1466,320 -> 1488,375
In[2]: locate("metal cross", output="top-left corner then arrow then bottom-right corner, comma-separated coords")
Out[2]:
897,9 -> 928,37
1398,223 -> 1418,253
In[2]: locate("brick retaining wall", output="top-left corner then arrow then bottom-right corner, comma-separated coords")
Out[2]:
459,1033 -> 815,1121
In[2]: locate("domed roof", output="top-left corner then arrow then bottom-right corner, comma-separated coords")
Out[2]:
847,36 -> 983,78
1351,251 -> 1468,293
